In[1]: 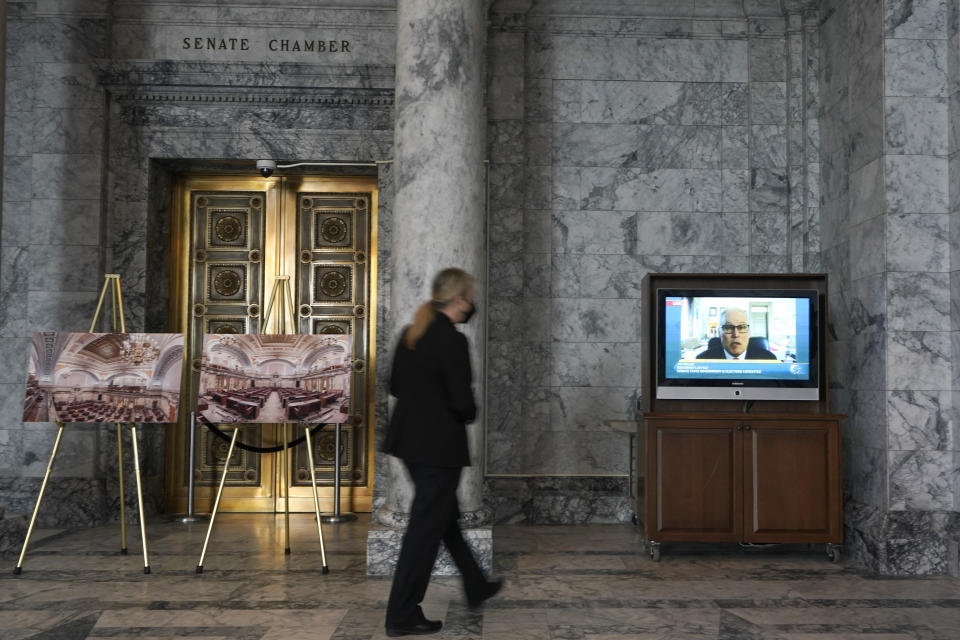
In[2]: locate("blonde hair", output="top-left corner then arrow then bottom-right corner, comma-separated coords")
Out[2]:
403,268 -> 474,349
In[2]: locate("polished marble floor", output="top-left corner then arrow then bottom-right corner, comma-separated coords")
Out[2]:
2,514 -> 959,639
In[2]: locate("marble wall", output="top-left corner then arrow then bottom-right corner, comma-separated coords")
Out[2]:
821,0 -> 960,575
483,0 -> 821,521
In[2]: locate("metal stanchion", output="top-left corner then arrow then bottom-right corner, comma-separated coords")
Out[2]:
321,423 -> 356,523
173,412 -> 207,524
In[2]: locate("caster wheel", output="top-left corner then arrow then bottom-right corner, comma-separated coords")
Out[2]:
648,543 -> 661,562
826,545 -> 841,563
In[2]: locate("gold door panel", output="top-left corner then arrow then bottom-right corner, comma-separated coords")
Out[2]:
166,175 -> 377,514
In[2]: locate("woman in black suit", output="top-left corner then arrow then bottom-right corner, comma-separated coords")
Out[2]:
382,267 -> 501,637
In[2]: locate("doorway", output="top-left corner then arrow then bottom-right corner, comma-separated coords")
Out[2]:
164,174 -> 377,514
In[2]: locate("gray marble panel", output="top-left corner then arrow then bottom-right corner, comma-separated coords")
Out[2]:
749,82 -> 787,125
886,272 -> 951,332
951,91 -> 960,157
551,254 -> 582,298
750,124 -> 787,167
885,0 -> 948,39
34,63 -> 104,110
0,427 -> 23,478
550,341 -> 642,387
721,126 -> 749,168
523,210 -> 552,254
820,49 -> 850,114
490,204 -> 523,254
849,388 -> 889,450
580,168 -> 723,212
525,164 -> 552,210
525,78 -> 554,123
1,201 -> 31,247
486,381 -> 522,434
522,342 -> 552,388
851,327 -> 886,390
887,330 -> 951,390
750,210 -> 788,255
889,450 -> 955,511
748,168 -> 787,209
522,297 -> 553,342
849,47 -> 883,119
636,211 -> 724,256
4,20 -> 39,68
28,199 -> 101,246
636,37 -> 748,82
720,212 -> 750,255
576,81 -> 746,126
851,0 -> 885,57
26,291 -> 99,332
34,17 -> 107,62
549,386 -> 637,432
31,154 -> 102,200
552,166 -> 581,210
577,255 -> 647,299
528,34 -> 636,80
489,162 -> 525,210
523,253 -> 551,298
849,101 -> 884,173
487,297 -> 522,344
885,38 -> 948,97
804,117 -> 821,165
749,37 -> 786,82
36,107 -> 105,154
553,123 -> 638,167
525,122 -> 552,166
21,425 -> 98,478
849,272 -> 887,336
849,157 -> 885,225
553,80 -> 582,123
722,170 -> 749,212
888,390 -> 952,450
552,210 -> 636,254
552,298 -> 640,343
4,66 -> 36,115
886,97 -> 949,156
3,111 -> 34,157
489,30 -> 524,78
488,121 -> 524,164
489,252 -> 523,298
722,255 -> 750,271
849,219 -> 885,282
487,430 -> 630,475
520,386 -> 551,432
886,213 -> 950,272
4,155 -> 32,203
27,245 -> 101,292
2,245 -> 28,294
847,445 -> 887,508
0,289 -> 28,338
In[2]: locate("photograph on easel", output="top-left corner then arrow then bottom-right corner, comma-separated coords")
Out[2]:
23,332 -> 186,423
197,334 -> 352,424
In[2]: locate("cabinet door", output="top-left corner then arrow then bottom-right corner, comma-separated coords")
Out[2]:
742,419 -> 841,543
646,420 -> 741,542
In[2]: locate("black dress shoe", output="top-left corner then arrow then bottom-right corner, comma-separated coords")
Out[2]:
385,618 -> 442,637
467,578 -> 503,609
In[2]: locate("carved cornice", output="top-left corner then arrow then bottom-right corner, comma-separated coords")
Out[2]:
112,87 -> 394,107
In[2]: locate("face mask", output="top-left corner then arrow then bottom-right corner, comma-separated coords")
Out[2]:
461,301 -> 477,324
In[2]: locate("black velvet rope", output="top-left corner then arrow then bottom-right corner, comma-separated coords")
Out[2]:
198,417 -> 330,453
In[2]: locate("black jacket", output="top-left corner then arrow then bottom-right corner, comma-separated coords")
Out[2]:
382,313 -> 476,467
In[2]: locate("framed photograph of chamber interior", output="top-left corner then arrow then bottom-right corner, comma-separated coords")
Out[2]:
197,333 -> 352,424
23,332 -> 186,423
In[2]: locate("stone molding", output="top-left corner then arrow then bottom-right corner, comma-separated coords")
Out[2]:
490,0 -> 818,19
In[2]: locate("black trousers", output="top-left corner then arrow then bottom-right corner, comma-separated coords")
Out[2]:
385,462 -> 486,626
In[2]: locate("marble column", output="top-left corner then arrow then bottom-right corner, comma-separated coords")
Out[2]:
367,0 -> 490,575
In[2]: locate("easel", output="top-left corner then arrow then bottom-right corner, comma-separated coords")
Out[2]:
14,274 -> 152,574
196,276 -> 329,574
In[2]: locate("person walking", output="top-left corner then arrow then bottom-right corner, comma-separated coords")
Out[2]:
382,267 -> 502,637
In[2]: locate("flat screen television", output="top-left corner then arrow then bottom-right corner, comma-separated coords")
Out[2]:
655,288 -> 820,401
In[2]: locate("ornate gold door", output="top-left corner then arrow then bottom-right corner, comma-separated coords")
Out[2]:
165,174 -> 377,513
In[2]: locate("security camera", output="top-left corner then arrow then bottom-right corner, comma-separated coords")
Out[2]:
256,160 -> 276,178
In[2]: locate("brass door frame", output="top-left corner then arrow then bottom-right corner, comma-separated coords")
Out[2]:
165,174 -> 378,514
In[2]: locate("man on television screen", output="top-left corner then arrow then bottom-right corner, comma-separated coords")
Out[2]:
696,308 -> 778,360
